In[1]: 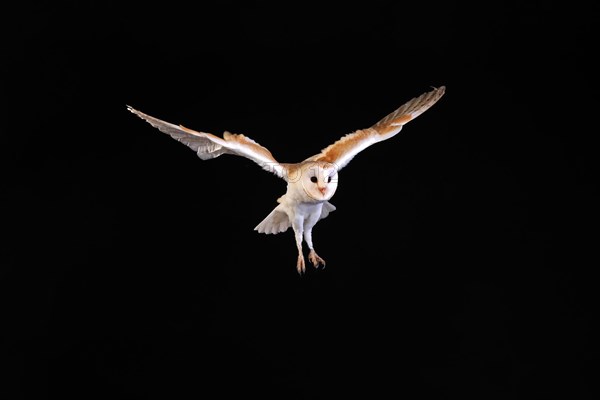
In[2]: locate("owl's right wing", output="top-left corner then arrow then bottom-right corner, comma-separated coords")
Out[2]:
127,106 -> 287,180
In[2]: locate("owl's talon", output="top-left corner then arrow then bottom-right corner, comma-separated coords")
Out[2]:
297,256 -> 306,274
308,250 -> 326,269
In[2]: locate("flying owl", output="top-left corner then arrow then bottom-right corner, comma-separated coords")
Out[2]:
127,86 -> 445,273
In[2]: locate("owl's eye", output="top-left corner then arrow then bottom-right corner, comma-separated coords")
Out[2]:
327,176 -> 332,183
310,176 -> 318,183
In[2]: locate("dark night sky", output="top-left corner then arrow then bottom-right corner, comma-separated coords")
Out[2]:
2,1 -> 599,399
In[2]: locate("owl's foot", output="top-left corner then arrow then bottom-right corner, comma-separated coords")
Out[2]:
308,250 -> 326,269
297,255 -> 306,274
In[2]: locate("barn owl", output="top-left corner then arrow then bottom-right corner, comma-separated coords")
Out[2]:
127,86 -> 445,273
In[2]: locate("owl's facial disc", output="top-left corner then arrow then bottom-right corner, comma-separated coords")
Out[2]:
301,162 -> 338,201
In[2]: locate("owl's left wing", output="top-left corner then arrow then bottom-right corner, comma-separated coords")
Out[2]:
307,86 -> 445,171
127,106 -> 287,179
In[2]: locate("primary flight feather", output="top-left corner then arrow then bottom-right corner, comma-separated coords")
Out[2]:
127,86 -> 445,273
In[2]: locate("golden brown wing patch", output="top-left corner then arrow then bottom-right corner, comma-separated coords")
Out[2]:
222,131 -> 277,163
315,129 -> 378,164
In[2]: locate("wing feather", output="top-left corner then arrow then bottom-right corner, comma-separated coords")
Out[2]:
127,106 -> 286,179
309,86 -> 445,170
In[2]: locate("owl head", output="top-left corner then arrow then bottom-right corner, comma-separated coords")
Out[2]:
297,161 -> 339,201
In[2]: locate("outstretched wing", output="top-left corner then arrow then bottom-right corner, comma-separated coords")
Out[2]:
127,106 -> 287,179
307,86 -> 445,171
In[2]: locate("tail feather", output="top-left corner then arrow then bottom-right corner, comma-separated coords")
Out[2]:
320,201 -> 336,220
254,205 -> 291,235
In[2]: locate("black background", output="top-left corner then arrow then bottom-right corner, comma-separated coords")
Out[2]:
3,1 -> 599,399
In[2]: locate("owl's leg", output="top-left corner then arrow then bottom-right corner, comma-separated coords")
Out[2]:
304,228 -> 326,268
292,220 -> 306,274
